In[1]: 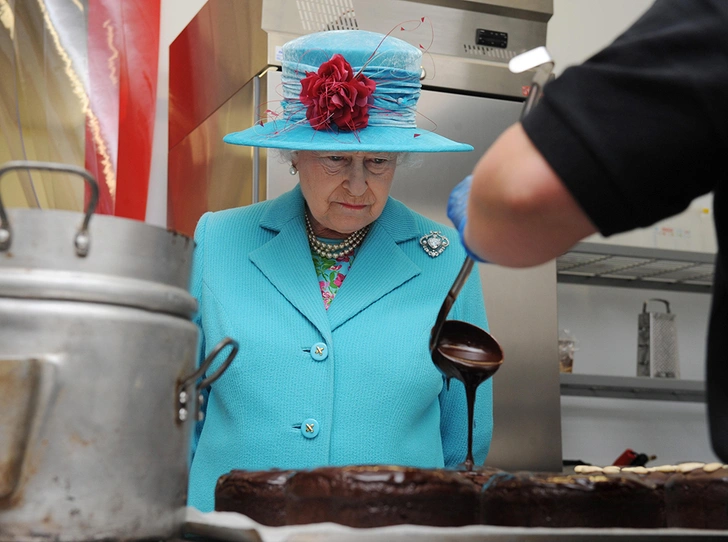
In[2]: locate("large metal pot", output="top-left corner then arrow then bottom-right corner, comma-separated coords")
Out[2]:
0,162 -> 237,541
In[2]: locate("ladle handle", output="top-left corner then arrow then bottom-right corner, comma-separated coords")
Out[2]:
430,256 -> 474,351
520,64 -> 552,120
430,51 -> 554,351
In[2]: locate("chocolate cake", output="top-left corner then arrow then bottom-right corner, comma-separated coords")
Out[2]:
457,465 -> 504,487
665,462 -> 728,529
284,465 -> 479,528
573,461 -> 728,530
213,462 -> 728,530
574,463 -> 675,527
214,469 -> 296,526
480,471 -> 665,528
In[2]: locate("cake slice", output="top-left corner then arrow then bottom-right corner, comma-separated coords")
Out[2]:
214,469 -> 296,526
284,465 -> 479,528
480,470 -> 665,528
665,462 -> 728,529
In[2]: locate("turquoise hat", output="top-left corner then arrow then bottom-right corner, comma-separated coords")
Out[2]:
223,30 -> 473,153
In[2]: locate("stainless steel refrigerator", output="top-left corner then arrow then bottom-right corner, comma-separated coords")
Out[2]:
169,0 -> 561,471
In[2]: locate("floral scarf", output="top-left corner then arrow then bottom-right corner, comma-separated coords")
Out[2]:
311,246 -> 358,310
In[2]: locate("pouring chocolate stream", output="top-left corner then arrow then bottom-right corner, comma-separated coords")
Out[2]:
430,47 -> 554,471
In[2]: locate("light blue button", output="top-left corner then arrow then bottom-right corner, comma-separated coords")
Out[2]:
301,418 -> 320,438
311,342 -> 328,361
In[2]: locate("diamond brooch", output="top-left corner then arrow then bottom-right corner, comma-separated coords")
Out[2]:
420,231 -> 449,258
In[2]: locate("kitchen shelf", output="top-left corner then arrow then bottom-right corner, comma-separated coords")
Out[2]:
560,373 -> 705,403
556,242 -> 716,294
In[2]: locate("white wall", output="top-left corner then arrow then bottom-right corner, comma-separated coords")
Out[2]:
145,0 -> 207,227
547,0 -> 653,75
559,284 -> 718,466
549,0 -> 719,466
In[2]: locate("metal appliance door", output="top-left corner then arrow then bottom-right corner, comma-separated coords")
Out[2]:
392,89 -> 562,472
265,74 -> 562,471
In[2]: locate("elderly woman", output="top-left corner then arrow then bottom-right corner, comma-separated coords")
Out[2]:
188,29 -> 493,512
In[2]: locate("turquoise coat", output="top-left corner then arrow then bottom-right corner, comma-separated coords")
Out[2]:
187,185 -> 493,512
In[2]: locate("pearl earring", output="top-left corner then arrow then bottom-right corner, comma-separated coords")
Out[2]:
289,165 -> 298,176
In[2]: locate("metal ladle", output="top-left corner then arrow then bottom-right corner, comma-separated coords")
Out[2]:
430,47 -> 555,470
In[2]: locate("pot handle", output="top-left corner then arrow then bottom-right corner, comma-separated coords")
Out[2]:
177,337 -> 239,423
0,160 -> 100,257
0,357 -> 53,500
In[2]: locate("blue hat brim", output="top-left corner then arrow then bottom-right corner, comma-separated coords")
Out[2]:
223,122 -> 473,153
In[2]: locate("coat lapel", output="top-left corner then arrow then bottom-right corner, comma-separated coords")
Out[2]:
249,187 -> 331,339
327,197 -> 421,331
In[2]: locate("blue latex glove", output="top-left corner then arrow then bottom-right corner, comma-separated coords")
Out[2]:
447,175 -> 487,263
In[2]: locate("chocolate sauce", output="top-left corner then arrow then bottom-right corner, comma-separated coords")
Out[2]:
431,321 -> 503,471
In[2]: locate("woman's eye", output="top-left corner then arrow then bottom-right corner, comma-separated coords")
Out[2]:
327,156 -> 344,162
367,158 -> 392,171
368,157 -> 391,166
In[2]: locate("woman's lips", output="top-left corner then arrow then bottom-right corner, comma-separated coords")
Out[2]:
338,202 -> 367,210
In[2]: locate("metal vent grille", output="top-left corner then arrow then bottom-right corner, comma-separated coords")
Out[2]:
643,263 -> 714,285
557,242 -> 716,292
559,255 -> 713,284
463,44 -> 517,61
296,0 -> 358,32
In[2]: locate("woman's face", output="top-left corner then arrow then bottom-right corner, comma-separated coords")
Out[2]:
296,151 -> 397,237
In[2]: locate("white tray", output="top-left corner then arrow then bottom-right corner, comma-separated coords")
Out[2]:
183,508 -> 728,542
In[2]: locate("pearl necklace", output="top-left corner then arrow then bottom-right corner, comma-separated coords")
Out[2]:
305,213 -> 370,259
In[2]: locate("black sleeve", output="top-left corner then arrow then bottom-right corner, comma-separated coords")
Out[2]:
521,0 -> 728,236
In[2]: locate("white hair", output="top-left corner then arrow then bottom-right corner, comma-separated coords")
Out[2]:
396,153 -> 423,168
275,149 -> 298,164
272,149 -> 422,168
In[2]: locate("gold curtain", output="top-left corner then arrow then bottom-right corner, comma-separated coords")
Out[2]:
0,0 -> 88,211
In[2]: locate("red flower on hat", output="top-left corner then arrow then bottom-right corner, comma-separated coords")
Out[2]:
299,54 -> 376,131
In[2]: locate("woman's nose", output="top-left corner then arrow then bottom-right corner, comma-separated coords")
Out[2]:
344,164 -> 368,196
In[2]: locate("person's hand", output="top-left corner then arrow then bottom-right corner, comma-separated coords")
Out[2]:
447,175 -> 487,263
